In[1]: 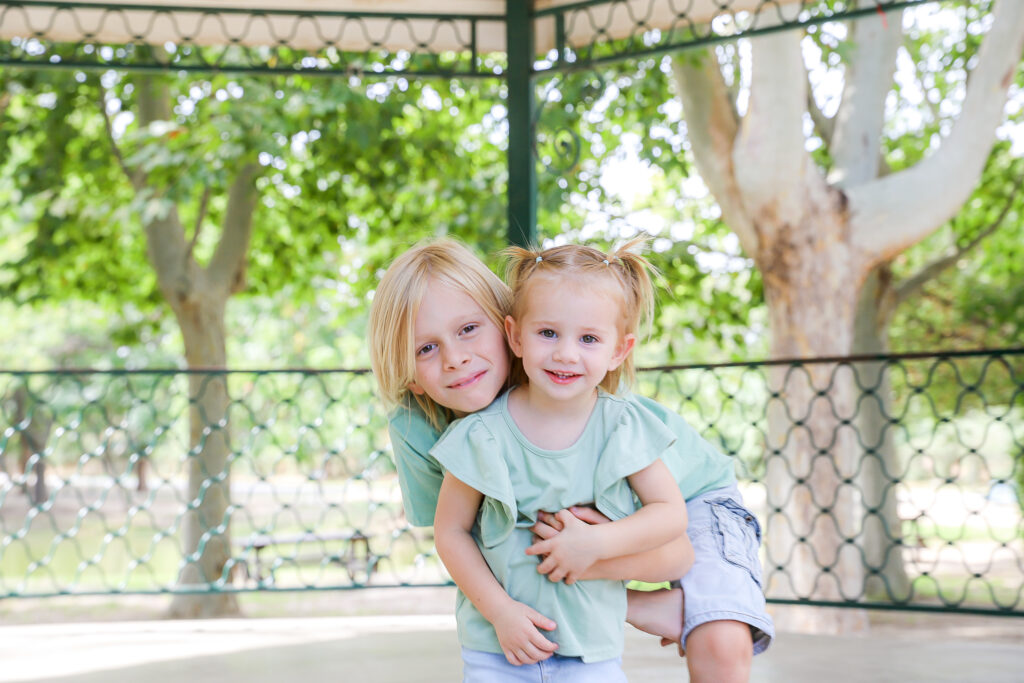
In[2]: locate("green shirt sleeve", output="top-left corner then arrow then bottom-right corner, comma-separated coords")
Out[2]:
626,393 -> 737,499
430,415 -> 518,548
593,396 -> 678,521
388,404 -> 444,527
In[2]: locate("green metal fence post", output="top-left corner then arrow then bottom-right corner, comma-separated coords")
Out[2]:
505,0 -> 536,247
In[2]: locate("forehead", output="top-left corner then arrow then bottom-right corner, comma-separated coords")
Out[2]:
414,279 -> 487,334
520,273 -> 624,325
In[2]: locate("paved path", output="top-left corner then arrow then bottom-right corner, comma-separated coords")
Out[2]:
2,614 -> 1023,682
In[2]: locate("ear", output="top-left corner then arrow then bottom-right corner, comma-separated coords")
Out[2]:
407,382 -> 425,395
505,315 -> 524,358
607,333 -> 636,371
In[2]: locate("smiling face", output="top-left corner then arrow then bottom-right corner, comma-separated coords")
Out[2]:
409,278 -> 510,417
505,275 -> 635,409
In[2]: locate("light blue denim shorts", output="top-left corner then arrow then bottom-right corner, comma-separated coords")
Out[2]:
461,648 -> 626,683
680,484 -> 774,654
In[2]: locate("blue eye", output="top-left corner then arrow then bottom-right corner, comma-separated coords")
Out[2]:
581,335 -> 598,344
539,329 -> 557,339
416,343 -> 437,357
460,323 -> 478,335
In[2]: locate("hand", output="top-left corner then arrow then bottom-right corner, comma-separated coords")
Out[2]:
526,509 -> 605,584
491,599 -> 559,666
530,505 -> 611,540
565,505 -> 611,525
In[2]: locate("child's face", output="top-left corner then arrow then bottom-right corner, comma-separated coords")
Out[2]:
409,278 -> 510,417
505,276 -> 635,406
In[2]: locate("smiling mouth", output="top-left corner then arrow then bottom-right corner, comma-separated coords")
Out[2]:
448,370 -> 486,390
545,370 -> 581,384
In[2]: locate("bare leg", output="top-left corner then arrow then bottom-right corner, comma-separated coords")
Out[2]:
625,588 -> 683,644
685,620 -> 752,683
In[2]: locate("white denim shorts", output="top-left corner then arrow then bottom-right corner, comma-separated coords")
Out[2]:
679,484 -> 774,654
461,648 -> 626,683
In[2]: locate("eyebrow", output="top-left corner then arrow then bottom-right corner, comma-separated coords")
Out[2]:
532,320 -> 610,335
414,317 -> 481,343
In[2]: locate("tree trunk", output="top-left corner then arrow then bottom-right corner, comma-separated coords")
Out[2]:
131,72 -> 256,617
167,295 -> 239,618
759,202 -> 869,633
852,266 -> 912,601
13,384 -> 51,506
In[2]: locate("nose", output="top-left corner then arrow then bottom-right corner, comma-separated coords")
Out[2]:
442,345 -> 471,370
551,339 -> 579,364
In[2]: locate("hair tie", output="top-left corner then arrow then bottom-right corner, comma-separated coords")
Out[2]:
535,256 -> 543,263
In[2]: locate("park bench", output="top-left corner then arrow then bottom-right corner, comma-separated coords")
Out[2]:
233,530 -> 378,585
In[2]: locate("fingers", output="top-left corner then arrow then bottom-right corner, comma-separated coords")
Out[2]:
529,521 -> 559,540
547,565 -> 568,583
525,538 -> 552,557
568,505 -> 610,525
554,509 -> 577,527
536,510 -> 563,531
526,608 -> 557,632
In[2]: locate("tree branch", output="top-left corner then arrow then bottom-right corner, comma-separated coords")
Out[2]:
893,168 -> 1024,306
732,29 -> 815,236
187,186 -> 212,259
671,51 -> 758,254
97,82 -> 137,186
849,1 -> 1024,265
807,69 -> 834,146
208,162 -> 260,296
911,45 -> 943,125
135,72 -> 191,304
828,1 -> 903,188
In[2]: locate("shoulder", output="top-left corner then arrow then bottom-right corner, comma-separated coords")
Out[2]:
388,400 -> 443,454
598,390 -> 671,432
433,402 -> 503,455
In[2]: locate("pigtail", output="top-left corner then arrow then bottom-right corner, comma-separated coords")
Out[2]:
501,245 -> 544,318
608,237 -> 657,339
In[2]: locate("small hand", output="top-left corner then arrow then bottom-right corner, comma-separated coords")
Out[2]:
492,600 -> 559,666
530,505 -> 610,540
565,505 -> 611,525
526,509 -> 603,584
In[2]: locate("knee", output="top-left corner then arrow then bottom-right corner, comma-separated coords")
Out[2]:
687,621 -> 752,683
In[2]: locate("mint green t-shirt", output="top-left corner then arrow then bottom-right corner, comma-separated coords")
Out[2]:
388,391 -> 736,528
430,389 -> 676,663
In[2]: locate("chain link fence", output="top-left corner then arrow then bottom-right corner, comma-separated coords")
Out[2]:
1,349 -> 1021,615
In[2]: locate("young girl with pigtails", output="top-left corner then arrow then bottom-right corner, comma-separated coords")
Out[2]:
369,239 -> 773,683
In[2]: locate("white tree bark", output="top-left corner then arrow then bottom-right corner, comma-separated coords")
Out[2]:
852,265 -> 911,602
671,52 -> 758,254
673,4 -> 1024,632
733,30 -> 813,239
851,1 -> 1024,265
828,0 -> 902,188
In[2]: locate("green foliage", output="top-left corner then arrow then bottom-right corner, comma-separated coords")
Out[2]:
0,2 -> 1019,371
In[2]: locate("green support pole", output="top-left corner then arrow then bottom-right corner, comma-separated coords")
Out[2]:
506,0 -> 536,247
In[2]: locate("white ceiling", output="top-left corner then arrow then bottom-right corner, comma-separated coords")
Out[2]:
0,0 -> 794,54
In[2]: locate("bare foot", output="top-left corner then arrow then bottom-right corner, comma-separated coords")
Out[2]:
626,588 -> 684,645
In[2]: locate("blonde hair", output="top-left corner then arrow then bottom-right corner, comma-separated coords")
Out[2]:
369,238 -> 515,430
503,238 -> 656,393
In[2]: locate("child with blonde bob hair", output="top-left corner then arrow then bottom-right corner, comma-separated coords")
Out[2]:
369,238 -> 773,683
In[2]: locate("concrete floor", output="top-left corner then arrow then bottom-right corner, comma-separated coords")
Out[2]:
2,613 -> 1023,683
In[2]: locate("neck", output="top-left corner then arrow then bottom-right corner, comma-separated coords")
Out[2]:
507,384 -> 598,450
